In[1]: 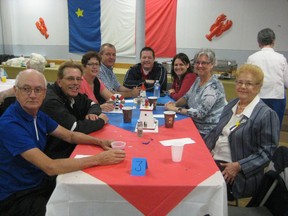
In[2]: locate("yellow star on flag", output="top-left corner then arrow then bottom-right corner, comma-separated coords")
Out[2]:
75,8 -> 84,17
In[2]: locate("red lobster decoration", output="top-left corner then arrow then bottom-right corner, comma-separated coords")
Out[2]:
205,14 -> 232,41
36,17 -> 49,39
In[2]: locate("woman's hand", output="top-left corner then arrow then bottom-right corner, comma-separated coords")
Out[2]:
165,101 -> 176,110
168,89 -> 175,95
220,162 -> 241,184
100,103 -> 115,112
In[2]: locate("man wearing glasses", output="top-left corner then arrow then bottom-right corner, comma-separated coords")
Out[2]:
0,69 -> 125,215
41,61 -> 109,159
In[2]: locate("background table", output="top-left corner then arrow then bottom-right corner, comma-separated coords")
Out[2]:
0,79 -> 15,92
46,95 -> 228,216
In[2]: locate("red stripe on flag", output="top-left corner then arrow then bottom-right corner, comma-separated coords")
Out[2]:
145,0 -> 177,58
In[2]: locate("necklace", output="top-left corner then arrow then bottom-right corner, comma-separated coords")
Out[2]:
237,102 -> 247,110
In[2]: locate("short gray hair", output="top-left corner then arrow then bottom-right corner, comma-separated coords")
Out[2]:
257,28 -> 275,46
194,48 -> 216,65
99,43 -> 116,54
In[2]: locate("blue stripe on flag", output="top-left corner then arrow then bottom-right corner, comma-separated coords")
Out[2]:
68,0 -> 101,53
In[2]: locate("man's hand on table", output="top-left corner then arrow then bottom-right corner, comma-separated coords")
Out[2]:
98,139 -> 113,150
130,87 -> 140,97
85,113 -> 109,124
145,79 -> 155,84
85,114 -> 99,121
98,113 -> 109,124
95,149 -> 126,165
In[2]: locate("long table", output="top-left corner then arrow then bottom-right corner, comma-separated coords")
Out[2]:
0,79 -> 15,92
46,95 -> 228,216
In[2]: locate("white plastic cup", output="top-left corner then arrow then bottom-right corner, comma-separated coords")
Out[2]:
171,145 -> 184,162
111,141 -> 126,150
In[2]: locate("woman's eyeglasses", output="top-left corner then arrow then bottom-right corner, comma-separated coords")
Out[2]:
235,80 -> 259,88
194,61 -> 211,66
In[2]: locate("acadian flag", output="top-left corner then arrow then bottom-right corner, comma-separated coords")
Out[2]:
68,0 -> 177,57
68,0 -> 136,56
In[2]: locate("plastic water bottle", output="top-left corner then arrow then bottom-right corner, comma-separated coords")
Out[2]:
0,68 -> 4,78
154,80 -> 160,98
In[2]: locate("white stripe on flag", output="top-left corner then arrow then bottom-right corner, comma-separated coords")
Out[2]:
101,0 -> 136,57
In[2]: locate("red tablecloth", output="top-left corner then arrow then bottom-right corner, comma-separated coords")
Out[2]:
71,118 -> 219,215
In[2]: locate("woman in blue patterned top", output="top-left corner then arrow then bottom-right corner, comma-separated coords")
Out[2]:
165,48 -> 226,137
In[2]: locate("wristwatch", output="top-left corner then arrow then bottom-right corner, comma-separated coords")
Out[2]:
177,107 -> 182,113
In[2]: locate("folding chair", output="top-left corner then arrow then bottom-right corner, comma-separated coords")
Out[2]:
228,146 -> 288,216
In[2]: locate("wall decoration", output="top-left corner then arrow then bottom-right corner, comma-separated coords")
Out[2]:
36,17 -> 49,39
205,14 -> 232,41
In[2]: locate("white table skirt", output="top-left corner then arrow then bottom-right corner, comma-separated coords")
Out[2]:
46,170 -> 227,216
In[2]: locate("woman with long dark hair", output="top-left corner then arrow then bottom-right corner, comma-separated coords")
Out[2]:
168,53 -> 197,101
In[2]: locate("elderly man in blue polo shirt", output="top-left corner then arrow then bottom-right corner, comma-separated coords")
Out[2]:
0,69 -> 125,216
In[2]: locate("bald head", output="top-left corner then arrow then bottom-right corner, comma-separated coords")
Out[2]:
15,69 -> 47,88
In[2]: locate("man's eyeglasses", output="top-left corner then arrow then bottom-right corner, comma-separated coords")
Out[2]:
86,62 -> 100,67
17,86 -> 45,95
194,61 -> 211,66
235,80 -> 259,88
62,76 -> 83,82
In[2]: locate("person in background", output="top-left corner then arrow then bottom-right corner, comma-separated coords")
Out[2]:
165,48 -> 226,137
80,51 -> 114,111
41,61 -> 109,159
99,43 -> 140,98
26,53 -> 47,73
0,53 -> 47,104
123,47 -> 167,92
168,53 -> 197,101
0,69 -> 125,216
204,64 -> 279,200
247,28 -> 288,128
